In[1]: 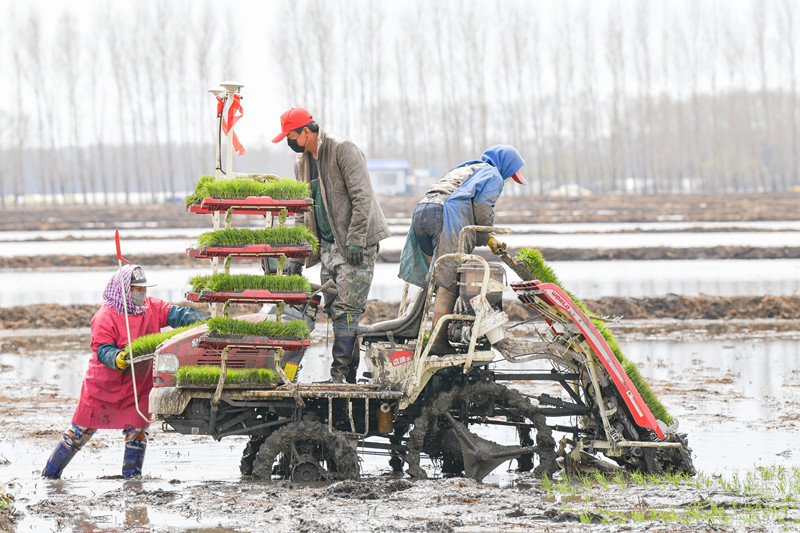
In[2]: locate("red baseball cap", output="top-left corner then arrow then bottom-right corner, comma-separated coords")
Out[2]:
511,170 -> 526,185
272,107 -> 313,143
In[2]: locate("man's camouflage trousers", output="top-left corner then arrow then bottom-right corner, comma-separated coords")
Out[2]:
320,240 -> 378,320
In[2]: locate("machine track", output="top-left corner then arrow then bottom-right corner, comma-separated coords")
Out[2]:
251,420 -> 360,481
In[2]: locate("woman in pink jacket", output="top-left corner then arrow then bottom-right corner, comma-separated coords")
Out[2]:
42,265 -> 207,479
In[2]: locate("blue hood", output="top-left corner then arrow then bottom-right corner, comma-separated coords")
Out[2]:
480,145 -> 524,180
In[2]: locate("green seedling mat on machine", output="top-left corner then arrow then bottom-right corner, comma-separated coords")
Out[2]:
122,321 -> 207,360
175,365 -> 280,388
516,247 -> 673,425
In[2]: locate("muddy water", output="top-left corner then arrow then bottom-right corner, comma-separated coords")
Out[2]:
3,258 -> 800,308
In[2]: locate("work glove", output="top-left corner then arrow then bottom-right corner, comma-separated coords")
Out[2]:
284,260 -> 304,276
116,349 -> 129,371
486,236 -> 507,255
345,245 -> 363,267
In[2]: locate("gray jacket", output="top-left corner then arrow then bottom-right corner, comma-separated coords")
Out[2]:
294,128 -> 389,266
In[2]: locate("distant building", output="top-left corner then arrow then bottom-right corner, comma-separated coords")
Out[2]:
367,159 -> 410,195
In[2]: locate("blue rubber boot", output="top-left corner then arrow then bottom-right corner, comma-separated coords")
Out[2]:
122,445 -> 146,478
42,442 -> 78,479
331,313 -> 359,383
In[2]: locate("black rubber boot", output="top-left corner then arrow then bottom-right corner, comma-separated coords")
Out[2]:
331,314 -> 359,382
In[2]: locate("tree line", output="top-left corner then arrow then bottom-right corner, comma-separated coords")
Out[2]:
0,0 -> 798,205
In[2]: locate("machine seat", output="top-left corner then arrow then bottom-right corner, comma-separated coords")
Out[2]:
357,288 -> 427,343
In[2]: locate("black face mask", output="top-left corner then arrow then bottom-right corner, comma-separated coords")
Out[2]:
287,137 -> 305,153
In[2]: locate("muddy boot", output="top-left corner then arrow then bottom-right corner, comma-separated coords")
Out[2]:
42,442 -> 78,479
331,314 -> 359,382
122,444 -> 146,478
428,288 -> 457,355
345,344 -> 360,384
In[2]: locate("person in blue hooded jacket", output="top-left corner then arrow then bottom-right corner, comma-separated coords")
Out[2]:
399,145 -> 526,354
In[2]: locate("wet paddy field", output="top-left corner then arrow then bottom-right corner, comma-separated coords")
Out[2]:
2,195 -> 800,532
3,319 -> 800,532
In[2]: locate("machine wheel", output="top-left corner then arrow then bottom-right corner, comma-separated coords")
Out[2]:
251,420 -> 360,482
405,381 -> 558,481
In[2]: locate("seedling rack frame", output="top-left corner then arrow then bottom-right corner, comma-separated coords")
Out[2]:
189,196 -> 313,215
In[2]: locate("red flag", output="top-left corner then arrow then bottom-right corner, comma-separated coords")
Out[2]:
216,94 -> 245,156
115,229 -> 131,264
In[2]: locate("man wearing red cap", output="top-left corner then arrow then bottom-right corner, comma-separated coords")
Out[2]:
273,108 -> 389,383
398,145 -> 526,355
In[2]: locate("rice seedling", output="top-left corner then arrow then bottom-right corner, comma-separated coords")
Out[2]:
591,471 -> 609,490
175,365 -> 279,385
197,227 -> 319,253
185,175 -> 310,206
744,471 -> 759,495
664,471 -> 685,488
684,504 -> 702,522
630,470 -> 647,488
540,474 -> 554,496
630,509 -> 646,522
123,321 -> 206,358
759,465 -> 776,481
646,472 -> 666,488
206,316 -> 311,339
554,476 -> 575,496
515,247 -> 673,424
612,470 -> 627,489
189,273 -> 311,293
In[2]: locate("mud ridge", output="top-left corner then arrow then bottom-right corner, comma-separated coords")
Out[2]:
3,244 -> 800,271
3,193 -> 799,232
2,295 -> 799,331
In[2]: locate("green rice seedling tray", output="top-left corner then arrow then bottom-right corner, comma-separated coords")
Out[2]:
197,227 -> 318,248
187,243 -> 313,259
175,366 -> 280,389
194,333 -> 311,352
188,272 -> 312,293
189,196 -> 313,215
186,289 -> 310,305
176,381 -> 279,390
185,175 -> 310,206
123,321 -> 206,359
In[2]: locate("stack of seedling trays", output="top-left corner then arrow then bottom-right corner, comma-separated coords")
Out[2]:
182,175 -> 318,386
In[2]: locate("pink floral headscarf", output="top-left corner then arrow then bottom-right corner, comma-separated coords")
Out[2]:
103,264 -> 146,315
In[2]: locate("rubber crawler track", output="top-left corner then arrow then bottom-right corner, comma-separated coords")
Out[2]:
251,420 -> 360,481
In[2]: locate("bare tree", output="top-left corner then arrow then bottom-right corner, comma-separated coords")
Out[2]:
776,0 -> 798,188
605,5 -> 627,191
